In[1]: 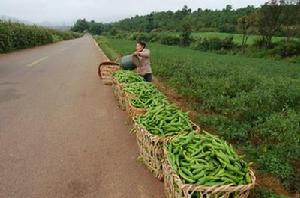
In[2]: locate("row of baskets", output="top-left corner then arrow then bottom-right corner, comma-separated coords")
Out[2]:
99,63 -> 256,198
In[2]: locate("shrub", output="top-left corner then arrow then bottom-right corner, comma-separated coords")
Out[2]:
191,36 -> 235,51
0,21 -> 81,53
271,40 -> 300,58
250,187 -> 289,198
159,34 -> 180,46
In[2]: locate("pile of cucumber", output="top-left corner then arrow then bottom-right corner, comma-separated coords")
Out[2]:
112,70 -> 144,83
123,82 -> 168,109
167,132 -> 252,186
112,70 -> 253,189
135,104 -> 195,136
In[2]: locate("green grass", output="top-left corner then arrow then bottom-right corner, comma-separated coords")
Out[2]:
96,37 -> 300,197
192,32 -> 285,44
94,36 -> 119,60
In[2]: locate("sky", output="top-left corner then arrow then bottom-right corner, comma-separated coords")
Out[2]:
0,0 -> 267,26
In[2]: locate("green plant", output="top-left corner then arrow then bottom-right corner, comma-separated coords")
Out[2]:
271,40 -> 300,57
159,34 -> 180,46
249,187 -> 289,198
0,21 -> 81,53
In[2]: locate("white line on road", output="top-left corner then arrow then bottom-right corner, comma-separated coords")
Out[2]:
26,56 -> 48,67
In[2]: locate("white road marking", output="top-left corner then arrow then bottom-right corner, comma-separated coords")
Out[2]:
26,56 -> 48,67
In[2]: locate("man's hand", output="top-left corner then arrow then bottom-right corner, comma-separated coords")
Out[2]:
133,51 -> 140,56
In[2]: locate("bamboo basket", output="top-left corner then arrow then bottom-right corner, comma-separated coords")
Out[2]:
112,78 -> 119,99
134,122 -> 200,181
117,83 -> 126,110
162,145 -> 256,198
98,61 -> 120,85
124,93 -> 147,118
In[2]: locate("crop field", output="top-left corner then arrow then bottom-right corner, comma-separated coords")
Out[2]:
96,36 -> 300,197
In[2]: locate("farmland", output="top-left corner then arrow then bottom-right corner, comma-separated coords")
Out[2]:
95,36 -> 300,197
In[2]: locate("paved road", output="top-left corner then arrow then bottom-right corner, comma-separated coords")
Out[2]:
0,35 -> 164,198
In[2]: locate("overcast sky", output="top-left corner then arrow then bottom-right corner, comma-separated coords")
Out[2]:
0,0 -> 267,26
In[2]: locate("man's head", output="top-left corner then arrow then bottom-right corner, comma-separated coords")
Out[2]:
136,41 -> 146,52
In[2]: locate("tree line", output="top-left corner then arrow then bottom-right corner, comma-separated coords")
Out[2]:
71,0 -> 300,58
72,0 -> 299,38
237,0 -> 300,49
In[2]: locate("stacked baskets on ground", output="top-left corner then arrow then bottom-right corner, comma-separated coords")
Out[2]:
100,69 -> 256,198
133,104 -> 201,180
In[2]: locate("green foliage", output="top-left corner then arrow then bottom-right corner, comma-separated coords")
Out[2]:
71,18 -> 105,35
271,40 -> 300,57
113,5 -> 257,33
109,3 -> 300,41
159,34 -> 180,46
191,36 -> 235,51
0,21 -> 81,53
89,21 -> 103,35
112,31 -> 300,59
52,34 -> 63,42
100,38 -> 300,195
256,148 -> 294,188
179,20 -> 192,46
98,2 -> 300,58
249,187 -> 289,198
128,32 -> 152,42
190,32 -> 285,45
71,18 -> 89,32
198,114 -> 250,142
253,1 -> 300,48
94,36 -> 119,60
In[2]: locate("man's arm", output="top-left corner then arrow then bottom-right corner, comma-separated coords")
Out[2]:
137,49 -> 150,58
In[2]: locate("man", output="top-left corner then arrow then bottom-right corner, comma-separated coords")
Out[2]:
133,41 -> 152,82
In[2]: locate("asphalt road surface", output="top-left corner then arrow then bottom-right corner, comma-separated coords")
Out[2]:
0,35 -> 164,198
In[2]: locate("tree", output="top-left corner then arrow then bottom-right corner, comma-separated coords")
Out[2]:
71,19 -> 89,33
237,14 -> 256,53
182,5 -> 192,15
109,5 -> 259,33
145,14 -> 154,33
179,19 -> 192,46
225,5 -> 233,11
297,2 -> 300,39
89,22 -> 103,35
255,0 -> 285,48
280,0 -> 300,40
110,28 -> 118,36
